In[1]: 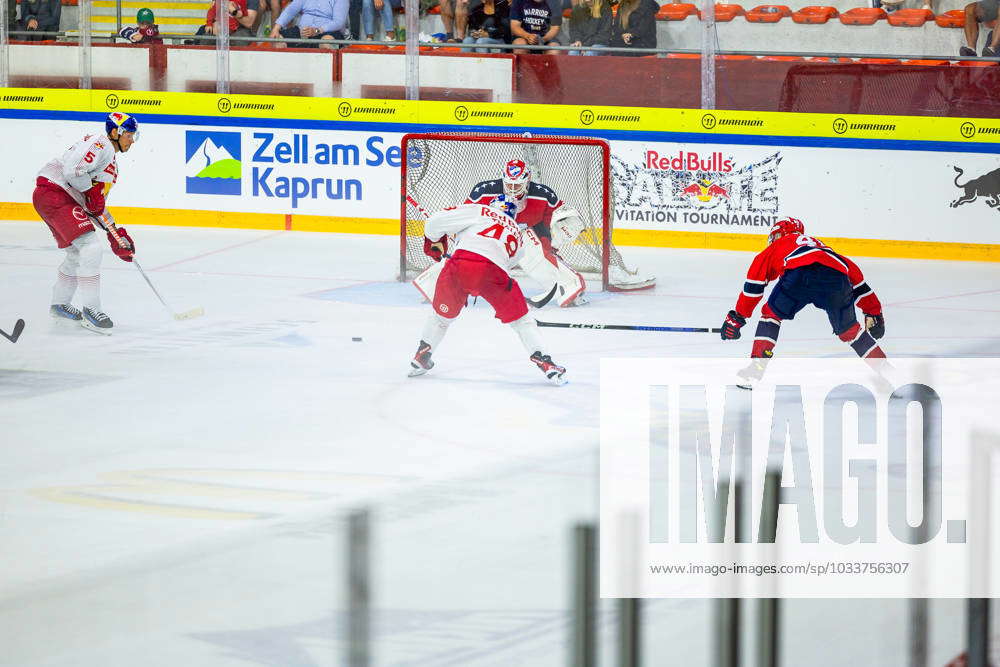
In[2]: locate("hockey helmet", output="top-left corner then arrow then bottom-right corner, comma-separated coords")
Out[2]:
502,159 -> 531,200
137,7 -> 155,23
106,112 -> 139,138
768,217 -> 804,244
488,194 -> 518,220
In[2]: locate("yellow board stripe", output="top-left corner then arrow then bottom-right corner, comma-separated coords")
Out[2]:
94,1 -> 208,8
4,202 -> 997,262
2,88 -> 1000,144
91,15 -> 205,24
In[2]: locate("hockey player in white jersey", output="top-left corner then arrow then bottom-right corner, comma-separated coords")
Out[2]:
32,112 -> 139,334
407,196 -> 568,385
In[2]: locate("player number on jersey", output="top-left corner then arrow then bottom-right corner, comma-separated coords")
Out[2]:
796,235 -> 819,247
477,223 -> 519,258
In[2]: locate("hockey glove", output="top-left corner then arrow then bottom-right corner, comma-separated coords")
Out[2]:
423,236 -> 448,262
107,226 -> 135,262
864,313 -> 885,339
84,182 -> 106,215
721,310 -> 746,340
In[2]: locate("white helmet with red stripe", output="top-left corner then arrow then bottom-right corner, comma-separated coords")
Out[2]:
502,159 -> 531,201
768,217 -> 804,244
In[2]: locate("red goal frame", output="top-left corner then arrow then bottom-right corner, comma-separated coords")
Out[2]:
399,132 -> 613,291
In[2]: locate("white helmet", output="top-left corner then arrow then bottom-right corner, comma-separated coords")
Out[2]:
502,159 -> 531,201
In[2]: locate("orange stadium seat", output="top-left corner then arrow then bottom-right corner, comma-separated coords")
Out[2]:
710,4 -> 745,21
857,57 -> 902,63
745,5 -> 792,22
935,9 -> 965,27
427,5 -> 440,13
955,59 -> 998,66
901,58 -> 949,65
657,3 -> 698,20
887,8 -> 934,26
759,55 -> 804,61
838,7 -> 887,24
792,6 -> 838,23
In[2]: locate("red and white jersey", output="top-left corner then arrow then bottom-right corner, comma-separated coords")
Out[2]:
465,179 -> 562,231
735,233 -> 882,318
38,132 -> 119,207
425,204 -> 524,274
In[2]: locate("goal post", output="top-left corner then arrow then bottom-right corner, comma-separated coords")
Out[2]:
399,132 -> 655,293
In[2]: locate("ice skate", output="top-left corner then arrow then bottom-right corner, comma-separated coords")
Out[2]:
81,307 -> 113,335
736,357 -> 769,390
408,340 -> 434,377
50,304 -> 83,321
530,351 -> 567,386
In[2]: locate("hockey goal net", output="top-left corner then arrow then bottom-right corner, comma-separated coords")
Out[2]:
399,132 -> 655,292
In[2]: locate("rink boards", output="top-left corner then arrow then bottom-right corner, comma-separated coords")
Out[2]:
2,88 -> 999,261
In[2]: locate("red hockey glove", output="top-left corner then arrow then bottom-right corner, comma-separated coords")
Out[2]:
864,313 -> 885,339
84,182 -> 106,215
107,226 -> 135,262
721,310 -> 746,340
423,236 -> 448,262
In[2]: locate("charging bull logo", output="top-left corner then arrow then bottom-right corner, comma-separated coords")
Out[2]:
950,165 -> 1000,210
681,178 -> 730,205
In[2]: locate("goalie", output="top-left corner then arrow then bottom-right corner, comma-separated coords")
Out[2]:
465,159 -> 589,308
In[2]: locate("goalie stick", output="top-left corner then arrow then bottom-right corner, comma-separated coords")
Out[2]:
90,213 -> 205,321
536,320 -> 722,334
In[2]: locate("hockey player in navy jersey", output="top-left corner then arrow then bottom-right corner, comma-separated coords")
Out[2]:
720,217 -> 887,383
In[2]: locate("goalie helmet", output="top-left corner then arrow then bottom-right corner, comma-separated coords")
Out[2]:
488,194 -> 518,220
502,159 -> 531,201
768,217 -> 804,244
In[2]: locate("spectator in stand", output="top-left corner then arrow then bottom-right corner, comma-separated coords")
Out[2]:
195,0 -> 257,44
439,0 -> 470,42
348,0 -> 363,39
510,0 -> 561,53
269,0 -> 349,48
6,0 -> 18,36
119,8 -> 163,44
568,0 -> 610,55
463,0 -> 510,52
962,0 -> 999,57
608,0 -> 656,56
362,0 -> 396,40
252,0 -> 284,36
18,0 -> 61,42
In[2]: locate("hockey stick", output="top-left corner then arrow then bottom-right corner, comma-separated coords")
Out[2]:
1,319 -> 25,343
536,320 -> 722,334
90,212 -> 205,321
526,283 -> 559,309
132,259 -> 205,320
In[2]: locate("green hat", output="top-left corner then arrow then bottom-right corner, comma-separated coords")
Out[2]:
137,8 -> 154,23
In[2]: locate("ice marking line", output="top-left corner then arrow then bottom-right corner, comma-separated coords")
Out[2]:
149,230 -> 284,271
888,287 -> 1000,307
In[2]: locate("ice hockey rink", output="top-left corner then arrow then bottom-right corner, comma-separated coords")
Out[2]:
2,220 -> 999,666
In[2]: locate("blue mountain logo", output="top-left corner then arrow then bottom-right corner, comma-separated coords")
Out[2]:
185,131 -> 241,195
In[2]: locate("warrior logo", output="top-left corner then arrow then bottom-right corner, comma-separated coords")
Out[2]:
950,165 -> 1000,211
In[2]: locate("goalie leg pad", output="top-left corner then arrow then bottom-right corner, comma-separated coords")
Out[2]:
412,259 -> 446,303
518,228 -> 586,308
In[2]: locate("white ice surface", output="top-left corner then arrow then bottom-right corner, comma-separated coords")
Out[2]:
1,221 -> 999,666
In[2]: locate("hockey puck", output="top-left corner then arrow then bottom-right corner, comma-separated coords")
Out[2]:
352,337 -> 363,342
